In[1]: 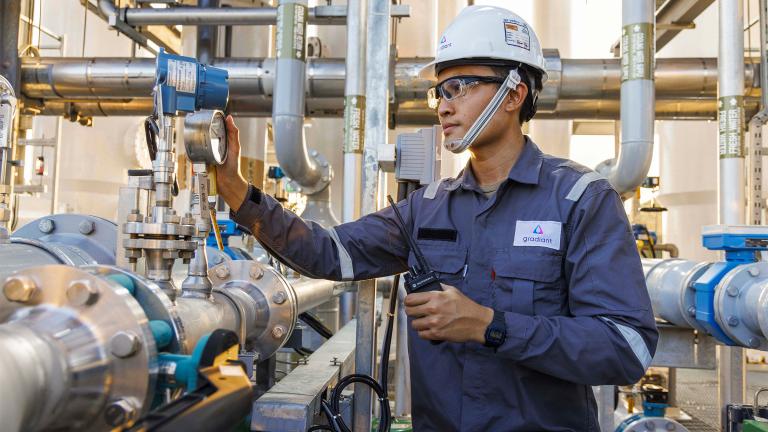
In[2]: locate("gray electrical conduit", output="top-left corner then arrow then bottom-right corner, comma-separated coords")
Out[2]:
596,0 -> 655,197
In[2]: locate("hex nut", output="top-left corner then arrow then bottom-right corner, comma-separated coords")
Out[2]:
67,280 -> 100,307
250,265 -> 264,280
687,306 -> 696,317
38,218 -> 54,234
78,220 -> 95,235
727,285 -> 740,297
749,337 -> 761,348
749,266 -> 761,277
2,276 -> 37,303
727,316 -> 740,327
104,398 -> 137,427
271,325 -> 287,339
110,331 -> 141,358
272,290 -> 287,304
215,265 -> 230,279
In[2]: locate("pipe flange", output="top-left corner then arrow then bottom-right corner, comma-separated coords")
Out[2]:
209,260 -> 297,359
680,261 -> 713,331
2,265 -> 156,431
13,214 -> 118,265
123,221 -> 195,237
287,151 -> 333,196
715,262 -> 768,349
82,264 -> 187,354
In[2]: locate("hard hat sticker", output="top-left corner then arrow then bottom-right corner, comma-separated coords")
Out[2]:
503,19 -> 530,51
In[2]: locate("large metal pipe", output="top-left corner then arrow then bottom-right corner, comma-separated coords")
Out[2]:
33,96 -> 755,122
196,0 -> 220,65
597,0 -> 655,196
719,0 -> 748,413
0,322 -> 68,432
338,0 -> 367,328
720,1 -> 747,226
97,2 -> 409,26
271,0 -> 329,195
20,57 -> 759,102
352,1 -> 391,429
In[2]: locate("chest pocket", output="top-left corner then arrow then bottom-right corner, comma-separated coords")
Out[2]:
407,243 -> 467,289
492,251 -> 564,316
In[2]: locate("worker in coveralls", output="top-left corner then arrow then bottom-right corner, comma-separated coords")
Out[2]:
218,5 -> 659,431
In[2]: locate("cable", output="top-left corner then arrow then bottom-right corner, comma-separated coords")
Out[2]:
299,312 -> 334,339
308,273 -> 400,432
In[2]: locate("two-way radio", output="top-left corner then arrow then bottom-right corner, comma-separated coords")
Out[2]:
387,195 -> 444,346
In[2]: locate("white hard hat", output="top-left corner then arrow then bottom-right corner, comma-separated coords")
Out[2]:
420,5 -> 548,83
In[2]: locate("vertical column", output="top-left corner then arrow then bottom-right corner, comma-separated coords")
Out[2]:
340,0 -> 368,326
352,1 -> 388,430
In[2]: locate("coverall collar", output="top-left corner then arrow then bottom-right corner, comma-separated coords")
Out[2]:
445,135 -> 543,192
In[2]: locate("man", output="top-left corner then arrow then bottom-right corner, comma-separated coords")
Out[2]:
217,5 -> 658,431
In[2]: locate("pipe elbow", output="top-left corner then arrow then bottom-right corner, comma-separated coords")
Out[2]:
272,114 -> 323,188
98,0 -> 117,17
597,139 -> 653,197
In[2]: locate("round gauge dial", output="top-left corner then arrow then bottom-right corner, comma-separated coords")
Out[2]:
209,111 -> 228,165
183,109 -> 228,165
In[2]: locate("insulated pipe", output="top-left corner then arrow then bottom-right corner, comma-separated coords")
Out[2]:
272,0 -> 329,195
719,0 -> 747,225
597,0 -> 655,197
34,97 -> 757,122
20,57 -> 760,102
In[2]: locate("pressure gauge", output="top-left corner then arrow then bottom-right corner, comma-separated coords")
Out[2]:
183,109 -> 228,165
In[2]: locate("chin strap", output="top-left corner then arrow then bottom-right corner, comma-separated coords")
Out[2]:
444,69 -> 521,154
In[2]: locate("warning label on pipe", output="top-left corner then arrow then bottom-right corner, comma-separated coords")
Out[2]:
167,59 -> 197,94
719,95 -> 744,159
344,95 -> 366,154
621,23 -> 654,82
276,3 -> 307,61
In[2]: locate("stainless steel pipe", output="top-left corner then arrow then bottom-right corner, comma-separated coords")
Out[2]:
0,322 -> 68,432
99,2 -> 409,26
21,57 -> 759,102
33,96 -> 755,122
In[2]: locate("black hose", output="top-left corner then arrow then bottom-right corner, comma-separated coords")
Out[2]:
379,273 -> 400,394
299,312 -> 334,339
308,274 -> 400,432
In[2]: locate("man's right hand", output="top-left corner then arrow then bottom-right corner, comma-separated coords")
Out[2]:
216,115 -> 249,212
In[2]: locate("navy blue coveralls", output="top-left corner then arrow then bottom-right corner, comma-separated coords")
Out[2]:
232,138 -> 659,431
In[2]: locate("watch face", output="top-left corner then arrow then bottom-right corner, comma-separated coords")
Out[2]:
209,111 -> 228,164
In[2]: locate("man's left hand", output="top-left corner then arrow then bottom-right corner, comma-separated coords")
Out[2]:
404,284 -> 494,343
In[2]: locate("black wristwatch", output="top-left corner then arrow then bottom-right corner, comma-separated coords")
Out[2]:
483,309 -> 507,350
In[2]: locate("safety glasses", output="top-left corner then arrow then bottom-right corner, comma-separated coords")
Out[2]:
426,75 -> 506,109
